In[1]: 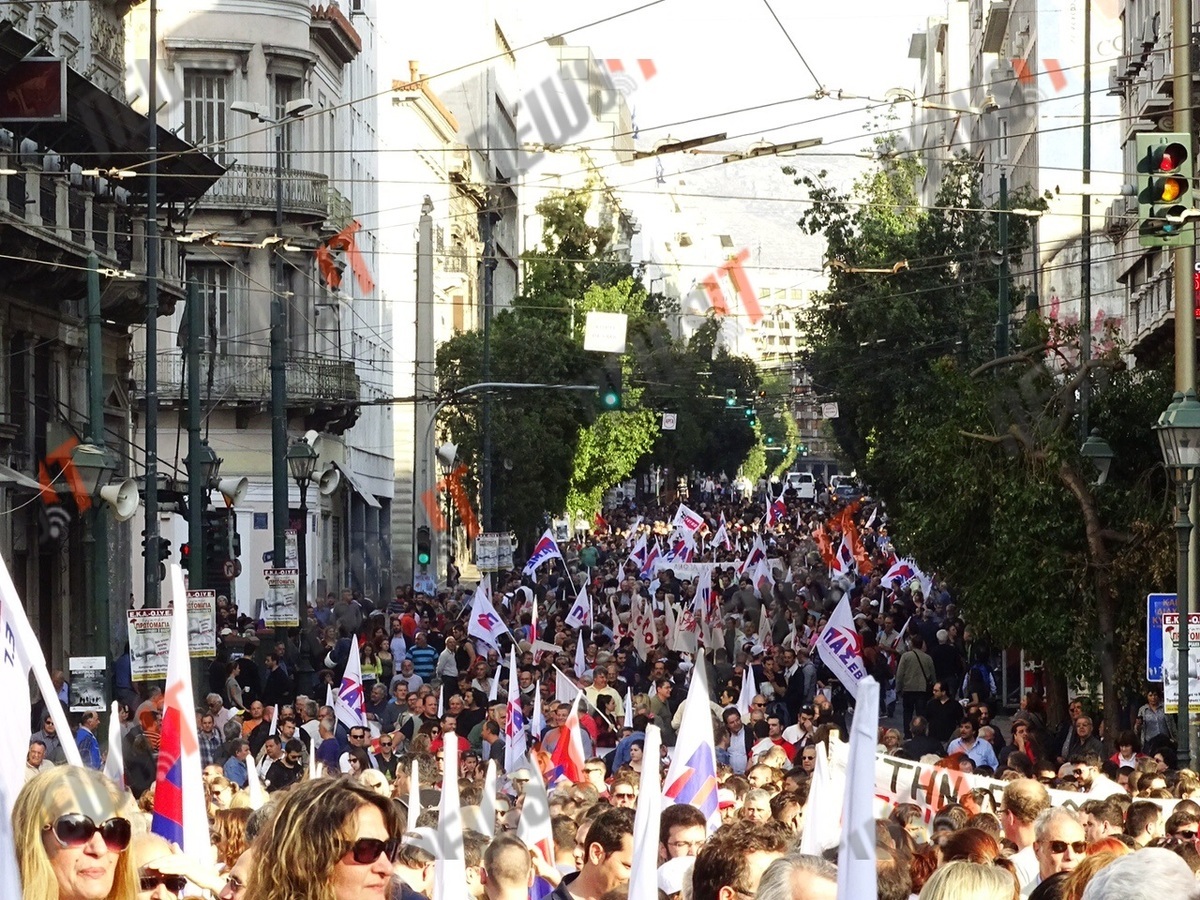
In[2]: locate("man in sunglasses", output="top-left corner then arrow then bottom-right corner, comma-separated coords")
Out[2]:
1032,808 -> 1086,889
30,714 -> 67,764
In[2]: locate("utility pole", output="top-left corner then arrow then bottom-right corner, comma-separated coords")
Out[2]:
185,280 -> 204,588
414,197 -> 436,579
143,0 -> 161,606
480,195 -> 496,531
271,128 -> 288,573
1079,0 -> 1092,437
85,255 -> 110,659
996,172 -> 1009,358
1172,0 -> 1196,769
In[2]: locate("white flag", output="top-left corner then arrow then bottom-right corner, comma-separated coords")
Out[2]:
268,704 -> 279,737
671,503 -> 704,534
522,530 -> 564,577
334,639 -> 367,729
623,688 -> 634,730
434,732 -> 467,900
838,678 -> 879,898
663,656 -> 720,831
504,645 -> 527,773
467,581 -> 511,653
480,759 -> 498,838
150,566 -> 208,855
0,548 -> 81,821
799,740 -> 840,854
554,667 -> 581,703
531,682 -> 546,737
574,632 -> 587,678
103,701 -> 125,792
736,663 -> 757,720
406,758 -> 420,832
245,746 -> 266,809
488,664 -> 501,703
564,583 -> 591,630
628,725 -> 663,900
815,594 -> 869,699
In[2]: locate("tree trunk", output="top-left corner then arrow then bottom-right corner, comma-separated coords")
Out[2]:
1060,462 -> 1121,747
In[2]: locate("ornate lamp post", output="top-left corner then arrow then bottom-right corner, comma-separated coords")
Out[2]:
1155,390 -> 1200,767
286,437 -> 320,610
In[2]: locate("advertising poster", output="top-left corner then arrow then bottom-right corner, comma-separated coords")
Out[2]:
67,657 -> 106,712
1161,612 -> 1200,713
264,568 -> 299,628
187,590 -> 217,658
127,608 -> 172,681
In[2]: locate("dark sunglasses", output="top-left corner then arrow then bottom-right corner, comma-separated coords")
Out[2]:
44,814 -> 132,851
1047,840 -> 1087,854
140,872 -> 188,893
345,837 -> 400,864
1177,830 -> 1199,839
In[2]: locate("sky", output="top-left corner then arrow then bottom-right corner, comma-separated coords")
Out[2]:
509,0 -> 940,153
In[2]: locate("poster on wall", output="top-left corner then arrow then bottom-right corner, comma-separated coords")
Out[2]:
67,657 -> 106,712
263,568 -> 299,628
1161,611 -> 1200,713
187,590 -> 217,658
127,608 -> 172,681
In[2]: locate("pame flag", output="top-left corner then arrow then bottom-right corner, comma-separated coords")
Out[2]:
663,656 -> 720,831
816,595 -> 868,698
151,566 -> 208,855
671,502 -> 705,534
522,529 -> 563,576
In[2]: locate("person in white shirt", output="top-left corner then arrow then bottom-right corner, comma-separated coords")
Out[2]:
1000,778 -> 1051,899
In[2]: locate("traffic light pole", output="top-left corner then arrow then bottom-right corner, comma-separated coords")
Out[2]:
1172,0 -> 1195,769
185,279 -> 205,588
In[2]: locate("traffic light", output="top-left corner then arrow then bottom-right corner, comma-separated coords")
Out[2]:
744,404 -> 756,426
140,529 -> 149,557
597,360 -> 623,411
157,537 -> 171,562
725,389 -> 737,408
180,542 -> 190,562
416,525 -> 432,568
765,435 -> 775,445
1137,133 -> 1194,247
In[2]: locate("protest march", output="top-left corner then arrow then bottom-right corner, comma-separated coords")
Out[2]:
5,477 -> 1200,900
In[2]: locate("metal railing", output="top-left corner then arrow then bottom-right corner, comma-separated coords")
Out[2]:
202,164 -> 330,219
131,350 -> 359,405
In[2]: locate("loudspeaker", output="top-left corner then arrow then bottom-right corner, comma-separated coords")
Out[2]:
99,479 -> 139,522
217,477 -> 249,506
318,465 -> 341,496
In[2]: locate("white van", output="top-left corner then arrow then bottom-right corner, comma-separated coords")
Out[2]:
786,471 -> 816,500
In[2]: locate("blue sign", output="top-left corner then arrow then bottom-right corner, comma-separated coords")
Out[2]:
1148,593 -> 1177,682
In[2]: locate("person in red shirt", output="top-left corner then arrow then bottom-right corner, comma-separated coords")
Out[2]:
750,714 -> 796,762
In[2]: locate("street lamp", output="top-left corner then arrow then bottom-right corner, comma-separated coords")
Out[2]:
435,442 -> 457,582
230,97 -> 313,591
184,440 -> 221,488
1155,389 -> 1200,767
1080,429 -> 1115,485
286,436 -> 320,610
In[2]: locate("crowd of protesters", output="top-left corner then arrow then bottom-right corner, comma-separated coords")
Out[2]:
14,473 -> 1200,899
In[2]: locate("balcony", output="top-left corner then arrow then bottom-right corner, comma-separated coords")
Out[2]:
0,165 -> 184,323
324,184 -> 353,234
130,350 -> 361,432
201,164 -> 329,220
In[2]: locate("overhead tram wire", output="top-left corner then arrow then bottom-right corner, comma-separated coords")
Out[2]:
760,0 -> 824,92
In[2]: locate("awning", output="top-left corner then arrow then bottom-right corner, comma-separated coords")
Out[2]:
0,23 -> 224,203
0,462 -> 45,492
333,462 -> 381,508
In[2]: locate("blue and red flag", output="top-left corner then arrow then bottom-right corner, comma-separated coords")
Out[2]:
663,656 -> 720,830
522,529 -> 563,576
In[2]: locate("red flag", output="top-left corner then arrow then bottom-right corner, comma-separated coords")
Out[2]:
549,695 -> 586,785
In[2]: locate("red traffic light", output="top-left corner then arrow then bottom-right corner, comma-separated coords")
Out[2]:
180,542 -> 190,559
1156,142 -> 1190,172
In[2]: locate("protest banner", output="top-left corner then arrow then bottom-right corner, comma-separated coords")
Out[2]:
127,608 -> 172,681
1161,612 -> 1200,713
67,657 -> 106,712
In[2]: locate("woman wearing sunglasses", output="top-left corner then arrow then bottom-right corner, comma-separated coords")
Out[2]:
12,766 -> 137,900
244,776 -> 402,900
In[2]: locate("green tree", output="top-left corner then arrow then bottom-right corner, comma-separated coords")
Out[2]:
792,149 -> 1172,737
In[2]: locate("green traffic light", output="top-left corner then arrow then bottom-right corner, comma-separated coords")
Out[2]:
602,390 -> 621,410
417,551 -> 431,565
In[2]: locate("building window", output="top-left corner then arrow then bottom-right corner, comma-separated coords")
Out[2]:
274,76 -> 302,168
998,116 -> 1009,160
183,72 -> 227,164
189,263 -> 233,356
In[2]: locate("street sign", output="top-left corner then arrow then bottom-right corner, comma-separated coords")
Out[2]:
1161,611 -> 1200,712
1147,592 -> 1177,681
821,402 -> 839,419
661,412 -> 677,430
